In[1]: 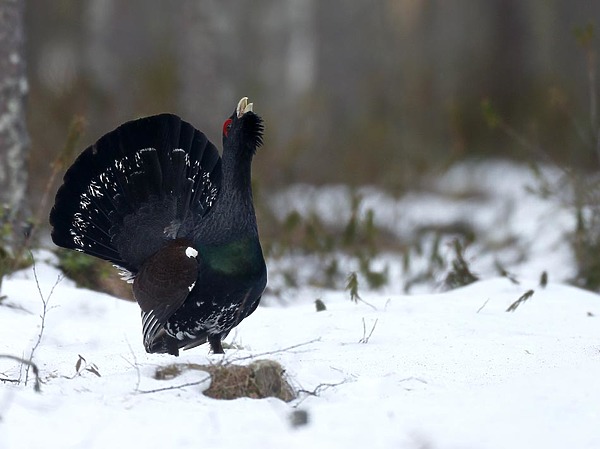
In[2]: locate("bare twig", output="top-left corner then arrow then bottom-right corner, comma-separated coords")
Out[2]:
297,381 -> 347,397
506,289 -> 535,312
494,261 -> 519,285
358,318 -> 378,344
122,340 -> 141,392
398,376 -> 429,390
358,297 -> 377,311
137,339 -> 320,394
26,259 -> 62,386
477,298 -> 490,313
140,339 -> 322,395
0,355 -> 41,392
138,375 -> 212,394
0,295 -> 32,314
226,338 -> 321,364
293,379 -> 349,407
138,339 -> 322,396
0,377 -> 19,384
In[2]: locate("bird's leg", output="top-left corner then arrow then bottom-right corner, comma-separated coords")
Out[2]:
166,336 -> 180,357
208,335 -> 224,354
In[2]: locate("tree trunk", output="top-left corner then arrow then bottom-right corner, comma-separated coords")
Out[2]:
0,0 -> 29,224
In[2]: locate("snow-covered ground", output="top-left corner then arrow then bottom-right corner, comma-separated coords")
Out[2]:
1,161 -> 599,449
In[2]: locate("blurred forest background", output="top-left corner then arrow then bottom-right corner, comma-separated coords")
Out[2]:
0,1 -> 600,295
0,0 -> 592,258
23,1 -> 600,204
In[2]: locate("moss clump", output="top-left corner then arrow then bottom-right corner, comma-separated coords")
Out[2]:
154,359 -> 296,402
55,249 -> 134,300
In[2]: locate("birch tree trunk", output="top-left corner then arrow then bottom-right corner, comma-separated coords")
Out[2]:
0,0 -> 29,224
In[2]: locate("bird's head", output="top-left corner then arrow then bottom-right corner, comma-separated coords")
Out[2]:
222,97 -> 264,157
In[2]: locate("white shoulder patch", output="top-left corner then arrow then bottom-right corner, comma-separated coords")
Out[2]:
185,247 -> 198,258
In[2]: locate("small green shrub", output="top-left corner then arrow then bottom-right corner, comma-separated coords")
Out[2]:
346,271 -> 361,303
263,191 -> 391,291
444,239 -> 479,290
0,207 -> 34,291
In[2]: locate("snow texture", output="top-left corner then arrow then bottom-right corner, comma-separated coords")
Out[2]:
0,251 -> 599,449
1,161 -> 599,449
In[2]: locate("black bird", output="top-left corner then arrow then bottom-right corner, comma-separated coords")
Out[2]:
50,97 -> 267,355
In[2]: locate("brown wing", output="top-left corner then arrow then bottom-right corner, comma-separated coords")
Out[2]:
132,239 -> 198,352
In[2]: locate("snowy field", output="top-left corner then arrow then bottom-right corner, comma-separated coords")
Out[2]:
1,161 -> 600,449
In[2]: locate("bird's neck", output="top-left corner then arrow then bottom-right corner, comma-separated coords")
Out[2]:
195,150 -> 258,244
221,149 -> 253,200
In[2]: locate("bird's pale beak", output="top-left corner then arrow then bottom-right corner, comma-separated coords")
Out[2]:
236,97 -> 254,118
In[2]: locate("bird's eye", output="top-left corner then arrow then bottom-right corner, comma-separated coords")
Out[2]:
223,118 -> 233,137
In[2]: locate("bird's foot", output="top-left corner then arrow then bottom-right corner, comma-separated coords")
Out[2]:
208,335 -> 224,354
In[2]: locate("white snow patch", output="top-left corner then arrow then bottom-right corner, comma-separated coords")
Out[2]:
0,257 -> 599,449
1,162 -> 599,449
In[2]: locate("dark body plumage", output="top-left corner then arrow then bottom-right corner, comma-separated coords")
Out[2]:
50,98 -> 266,355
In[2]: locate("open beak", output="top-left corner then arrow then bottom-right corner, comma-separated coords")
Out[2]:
236,97 -> 254,118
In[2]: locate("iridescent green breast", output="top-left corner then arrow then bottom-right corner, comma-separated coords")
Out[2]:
199,237 -> 265,277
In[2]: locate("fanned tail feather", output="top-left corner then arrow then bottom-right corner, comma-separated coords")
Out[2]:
50,113 -> 222,273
